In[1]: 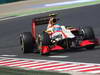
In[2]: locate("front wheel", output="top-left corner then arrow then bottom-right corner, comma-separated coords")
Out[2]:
80,26 -> 96,49
80,26 -> 95,40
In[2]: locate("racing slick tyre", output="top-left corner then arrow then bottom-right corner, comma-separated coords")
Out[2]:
81,26 -> 95,40
19,32 -> 35,53
81,26 -> 96,49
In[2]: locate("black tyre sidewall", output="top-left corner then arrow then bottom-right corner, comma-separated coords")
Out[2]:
81,26 -> 95,40
20,32 -> 35,53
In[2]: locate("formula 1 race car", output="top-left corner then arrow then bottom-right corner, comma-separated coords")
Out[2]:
19,14 -> 99,55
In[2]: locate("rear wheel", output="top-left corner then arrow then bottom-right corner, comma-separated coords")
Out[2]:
19,32 -> 35,53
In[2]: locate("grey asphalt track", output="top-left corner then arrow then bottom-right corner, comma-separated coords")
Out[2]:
0,4 -> 100,64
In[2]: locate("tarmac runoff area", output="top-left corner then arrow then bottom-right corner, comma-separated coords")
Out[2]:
0,0 -> 100,75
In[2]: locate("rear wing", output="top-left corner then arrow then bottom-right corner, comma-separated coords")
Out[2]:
33,16 -> 49,25
32,14 -> 58,25
32,14 -> 58,39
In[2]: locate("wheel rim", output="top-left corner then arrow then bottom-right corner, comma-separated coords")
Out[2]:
81,29 -> 85,38
20,34 -> 24,52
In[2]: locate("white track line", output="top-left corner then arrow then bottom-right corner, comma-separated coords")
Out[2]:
45,0 -> 96,7
90,71 -> 100,73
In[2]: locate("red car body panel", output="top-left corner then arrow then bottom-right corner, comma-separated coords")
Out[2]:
80,40 -> 95,47
41,45 -> 64,54
32,20 -> 36,39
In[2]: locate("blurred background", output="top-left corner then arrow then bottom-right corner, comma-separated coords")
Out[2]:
0,0 -> 23,4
